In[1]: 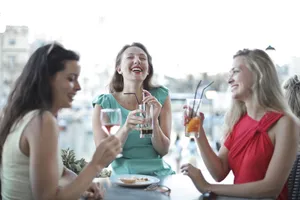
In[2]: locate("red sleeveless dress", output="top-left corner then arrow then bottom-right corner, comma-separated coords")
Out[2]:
224,112 -> 287,200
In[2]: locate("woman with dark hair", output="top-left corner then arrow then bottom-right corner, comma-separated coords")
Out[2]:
92,42 -> 174,176
0,43 -> 121,200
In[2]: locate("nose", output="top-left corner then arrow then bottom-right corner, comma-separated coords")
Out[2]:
227,74 -> 233,85
133,56 -> 141,65
75,81 -> 81,91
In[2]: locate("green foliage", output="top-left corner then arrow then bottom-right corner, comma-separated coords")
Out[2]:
61,148 -> 87,175
61,148 -> 112,177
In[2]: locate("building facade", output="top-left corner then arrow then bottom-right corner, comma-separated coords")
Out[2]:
0,26 -> 29,105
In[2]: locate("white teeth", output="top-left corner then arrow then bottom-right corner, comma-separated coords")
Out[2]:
68,95 -> 74,101
132,68 -> 142,72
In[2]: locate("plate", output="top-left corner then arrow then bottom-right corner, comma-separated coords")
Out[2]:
112,174 -> 160,187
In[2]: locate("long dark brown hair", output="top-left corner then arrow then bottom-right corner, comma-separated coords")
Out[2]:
108,42 -> 157,93
0,43 -> 79,164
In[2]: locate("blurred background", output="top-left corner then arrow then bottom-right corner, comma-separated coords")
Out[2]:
1,0 -> 300,184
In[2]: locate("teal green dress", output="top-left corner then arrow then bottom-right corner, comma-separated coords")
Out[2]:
93,86 -> 175,176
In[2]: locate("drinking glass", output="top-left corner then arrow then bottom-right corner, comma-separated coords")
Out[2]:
100,108 -> 122,157
138,103 -> 153,138
183,98 -> 202,138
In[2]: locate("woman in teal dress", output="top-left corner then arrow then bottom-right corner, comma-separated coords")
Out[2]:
92,42 -> 174,176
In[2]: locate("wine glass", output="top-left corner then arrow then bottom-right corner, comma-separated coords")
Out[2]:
100,108 -> 122,157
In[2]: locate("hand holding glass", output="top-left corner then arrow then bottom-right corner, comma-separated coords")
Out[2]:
138,103 -> 153,138
184,98 -> 202,138
100,108 -> 122,157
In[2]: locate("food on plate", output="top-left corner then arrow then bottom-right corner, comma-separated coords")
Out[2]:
135,177 -> 149,182
119,177 -> 149,184
119,178 -> 137,184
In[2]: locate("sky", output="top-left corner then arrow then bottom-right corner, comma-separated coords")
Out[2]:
1,0 -> 300,78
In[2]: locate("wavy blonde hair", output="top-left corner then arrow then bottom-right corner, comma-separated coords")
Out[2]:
283,75 -> 300,118
223,49 -> 291,138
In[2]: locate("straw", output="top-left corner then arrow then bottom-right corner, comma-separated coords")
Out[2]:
200,81 -> 214,99
190,80 -> 202,118
123,92 -> 145,118
123,93 -> 141,104
195,81 -> 214,114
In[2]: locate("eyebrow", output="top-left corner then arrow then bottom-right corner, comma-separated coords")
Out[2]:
68,73 -> 79,77
127,53 -> 147,57
230,67 -> 240,71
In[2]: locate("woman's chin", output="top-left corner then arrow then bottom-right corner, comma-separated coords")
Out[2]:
62,102 -> 72,109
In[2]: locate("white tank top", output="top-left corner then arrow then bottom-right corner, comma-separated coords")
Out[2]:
1,110 -> 64,200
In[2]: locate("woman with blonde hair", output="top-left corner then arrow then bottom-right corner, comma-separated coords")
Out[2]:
181,49 -> 299,199
284,75 -> 300,118
283,75 -> 300,199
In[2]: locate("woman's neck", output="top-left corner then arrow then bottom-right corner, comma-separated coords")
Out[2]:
50,106 -> 59,118
122,82 -> 144,103
244,98 -> 266,121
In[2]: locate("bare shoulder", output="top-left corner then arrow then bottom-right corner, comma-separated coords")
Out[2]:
273,114 -> 300,139
276,114 -> 299,129
94,104 -> 102,110
25,111 -> 58,138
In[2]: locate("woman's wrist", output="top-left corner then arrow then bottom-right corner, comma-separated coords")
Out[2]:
153,119 -> 159,125
198,127 -> 206,136
88,160 -> 104,175
122,123 -> 132,133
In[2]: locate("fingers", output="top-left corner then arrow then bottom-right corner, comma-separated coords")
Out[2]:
180,163 -> 191,171
125,110 -> 145,129
127,114 -> 144,124
142,89 -> 151,97
142,96 -> 161,107
90,183 -> 101,199
101,137 -> 122,158
199,112 -> 205,120
180,163 -> 195,174
106,137 -> 122,154
89,182 -> 105,199
142,90 -> 160,104
99,183 -> 106,199
82,191 -> 94,198
97,135 -> 122,156
100,136 -> 120,149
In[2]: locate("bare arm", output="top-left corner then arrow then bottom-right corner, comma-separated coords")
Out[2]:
27,111 -> 121,200
92,104 -> 139,146
196,127 -> 230,182
58,167 -> 77,187
201,115 -> 299,198
27,111 -> 101,200
151,95 -> 172,156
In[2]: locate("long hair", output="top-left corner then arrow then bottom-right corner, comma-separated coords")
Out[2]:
0,43 -> 79,163
223,49 -> 291,137
284,75 -> 300,118
108,42 -> 157,93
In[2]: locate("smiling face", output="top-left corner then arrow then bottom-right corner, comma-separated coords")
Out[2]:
228,56 -> 254,101
117,46 -> 149,82
50,60 -> 81,109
